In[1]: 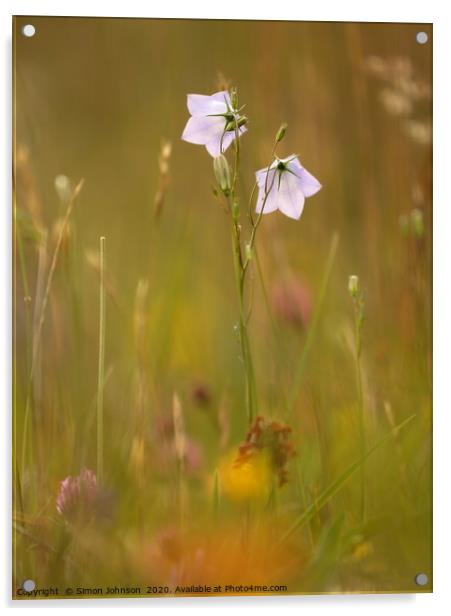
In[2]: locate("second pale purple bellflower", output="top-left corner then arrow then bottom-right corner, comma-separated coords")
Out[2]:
255,155 -> 322,220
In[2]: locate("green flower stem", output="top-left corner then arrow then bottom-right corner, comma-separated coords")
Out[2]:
228,121 -> 257,425
224,123 -> 281,425
222,115 -> 283,425
230,204 -> 257,425
243,146 -> 277,274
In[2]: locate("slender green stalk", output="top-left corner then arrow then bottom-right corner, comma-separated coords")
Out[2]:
230,220 -> 256,424
254,246 -> 290,416
294,457 -> 315,548
228,120 -> 257,425
352,290 -> 366,523
96,236 -> 106,483
15,213 -> 32,367
21,180 -> 84,477
221,108 -> 286,425
20,233 -> 47,481
287,232 -> 339,417
243,170 -> 276,275
228,124 -> 279,424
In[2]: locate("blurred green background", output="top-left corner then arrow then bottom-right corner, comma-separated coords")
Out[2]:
13,17 -> 432,595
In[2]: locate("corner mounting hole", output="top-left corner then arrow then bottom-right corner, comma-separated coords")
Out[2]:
415,573 -> 428,586
22,24 -> 36,38
416,32 -> 428,44
22,579 -> 36,592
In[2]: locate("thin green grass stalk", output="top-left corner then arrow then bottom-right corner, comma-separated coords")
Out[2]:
254,246 -> 290,416
14,212 -> 32,368
352,294 -> 366,523
152,231 -> 191,375
67,221 -> 84,406
21,180 -> 84,477
287,231 -> 339,417
13,213 -> 33,520
294,457 -> 315,549
31,233 -> 48,418
30,181 -> 84,382
383,401 -> 411,505
278,414 -> 416,546
80,365 -> 114,466
21,231 -> 47,479
96,236 -> 106,483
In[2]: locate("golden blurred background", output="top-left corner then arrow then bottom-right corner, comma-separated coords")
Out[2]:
13,17 -> 432,596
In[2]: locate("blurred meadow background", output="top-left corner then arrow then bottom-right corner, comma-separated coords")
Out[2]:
13,17 -> 432,596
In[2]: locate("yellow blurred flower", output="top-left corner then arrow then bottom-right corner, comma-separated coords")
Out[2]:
219,449 -> 272,502
351,541 -> 374,562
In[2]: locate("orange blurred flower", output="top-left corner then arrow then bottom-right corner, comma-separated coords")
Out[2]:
140,523 -> 304,590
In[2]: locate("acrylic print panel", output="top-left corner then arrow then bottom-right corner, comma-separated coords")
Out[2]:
12,16 -> 432,599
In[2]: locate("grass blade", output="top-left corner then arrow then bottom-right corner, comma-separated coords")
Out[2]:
287,231 -> 339,417
21,180 -> 84,477
96,236 -> 106,482
278,414 -> 416,545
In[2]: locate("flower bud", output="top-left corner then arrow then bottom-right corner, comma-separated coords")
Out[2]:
232,200 -> 240,220
348,275 -> 359,298
225,115 -> 247,133
411,208 -> 424,237
213,155 -> 231,196
230,87 -> 238,110
245,243 -> 253,262
275,123 -> 288,143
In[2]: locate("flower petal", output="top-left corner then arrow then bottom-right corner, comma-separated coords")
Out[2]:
255,184 -> 279,215
181,115 -> 224,146
205,125 -> 247,157
288,159 -> 322,197
210,90 -> 232,107
187,92 -> 229,117
298,168 -> 322,197
255,168 -> 279,215
256,167 -> 273,187
277,172 -> 306,219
